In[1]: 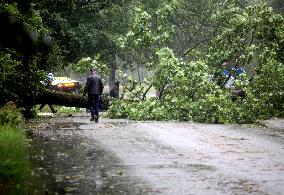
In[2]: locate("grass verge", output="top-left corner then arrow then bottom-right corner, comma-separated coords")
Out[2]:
0,103 -> 30,194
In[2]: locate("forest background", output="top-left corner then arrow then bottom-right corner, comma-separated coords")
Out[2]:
2,0 -> 284,193
1,0 -> 284,123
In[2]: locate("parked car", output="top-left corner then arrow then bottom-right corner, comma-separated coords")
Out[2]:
51,77 -> 80,94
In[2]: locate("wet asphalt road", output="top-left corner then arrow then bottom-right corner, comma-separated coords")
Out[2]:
27,115 -> 284,195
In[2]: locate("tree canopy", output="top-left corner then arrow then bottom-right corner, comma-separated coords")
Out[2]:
1,0 -> 283,123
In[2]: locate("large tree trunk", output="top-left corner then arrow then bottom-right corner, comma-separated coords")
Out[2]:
35,89 -> 109,110
109,61 -> 117,98
36,89 -> 88,107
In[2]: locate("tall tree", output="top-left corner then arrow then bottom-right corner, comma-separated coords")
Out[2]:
0,0 -> 52,107
34,0 -> 130,95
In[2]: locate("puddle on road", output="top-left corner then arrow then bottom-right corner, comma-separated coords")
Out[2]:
113,163 -> 216,173
26,118 -> 151,195
149,163 -> 216,172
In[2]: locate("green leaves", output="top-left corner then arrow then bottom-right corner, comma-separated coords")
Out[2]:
107,1 -> 284,124
0,102 -> 22,127
72,55 -> 109,77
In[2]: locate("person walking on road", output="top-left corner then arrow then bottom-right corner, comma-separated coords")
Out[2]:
83,68 -> 104,122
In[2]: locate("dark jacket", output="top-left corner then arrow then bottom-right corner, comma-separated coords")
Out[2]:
84,75 -> 104,95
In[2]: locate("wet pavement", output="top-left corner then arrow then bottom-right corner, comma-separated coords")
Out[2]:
27,117 -> 149,195
26,114 -> 284,195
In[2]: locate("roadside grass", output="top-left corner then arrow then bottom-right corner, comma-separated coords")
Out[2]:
0,103 -> 31,194
0,125 -> 30,194
35,104 -> 81,115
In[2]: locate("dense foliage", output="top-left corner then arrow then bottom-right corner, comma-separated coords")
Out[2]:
0,1 -> 49,108
108,0 -> 284,123
0,0 -> 283,123
0,0 -> 128,108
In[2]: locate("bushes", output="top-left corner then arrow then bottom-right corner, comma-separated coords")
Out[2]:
0,103 -> 30,194
0,102 -> 22,127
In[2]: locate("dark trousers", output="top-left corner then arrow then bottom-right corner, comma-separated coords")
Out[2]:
88,94 -> 100,118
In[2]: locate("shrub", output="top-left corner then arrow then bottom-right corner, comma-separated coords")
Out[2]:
0,102 -> 22,127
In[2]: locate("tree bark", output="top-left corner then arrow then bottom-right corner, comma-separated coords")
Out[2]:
36,89 -> 110,110
36,89 -> 88,108
109,61 -> 118,98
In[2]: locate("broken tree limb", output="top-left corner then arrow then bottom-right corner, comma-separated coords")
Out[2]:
36,89 -> 88,107
35,89 -> 109,110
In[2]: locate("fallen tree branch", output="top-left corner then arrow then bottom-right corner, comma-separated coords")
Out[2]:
36,89 -> 88,108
